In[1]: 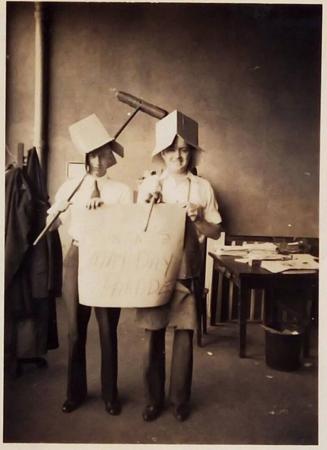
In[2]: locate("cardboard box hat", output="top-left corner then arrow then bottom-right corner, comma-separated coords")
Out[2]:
152,110 -> 202,165
69,113 -> 124,168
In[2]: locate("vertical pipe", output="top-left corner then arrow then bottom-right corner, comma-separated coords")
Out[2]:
261,290 -> 265,322
216,271 -> 223,322
33,2 -> 45,169
228,281 -> 233,320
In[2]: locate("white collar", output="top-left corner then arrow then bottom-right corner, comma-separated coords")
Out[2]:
159,169 -> 199,183
87,173 -> 109,182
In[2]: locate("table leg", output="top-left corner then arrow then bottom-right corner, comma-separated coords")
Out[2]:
210,268 -> 219,326
238,283 -> 248,358
303,290 -> 314,357
263,287 -> 275,327
303,328 -> 310,358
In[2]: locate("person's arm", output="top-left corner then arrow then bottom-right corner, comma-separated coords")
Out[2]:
46,180 -> 73,230
184,203 -> 222,239
194,216 -> 222,240
137,174 -> 162,204
184,179 -> 222,239
46,198 -> 71,230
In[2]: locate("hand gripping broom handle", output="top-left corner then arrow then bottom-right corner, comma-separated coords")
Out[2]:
143,196 -> 156,232
32,173 -> 88,246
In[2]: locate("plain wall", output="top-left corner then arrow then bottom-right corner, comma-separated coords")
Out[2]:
6,2 -> 35,155
6,3 -> 321,252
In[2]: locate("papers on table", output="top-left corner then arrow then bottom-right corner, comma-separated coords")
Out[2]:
215,242 -> 277,257
214,243 -> 319,273
235,254 -> 291,265
261,254 -> 319,273
215,246 -> 249,257
262,325 -> 301,335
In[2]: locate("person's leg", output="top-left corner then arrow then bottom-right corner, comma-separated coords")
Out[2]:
142,328 -> 166,421
65,304 -> 91,405
169,329 -> 194,421
94,307 -> 121,415
62,244 -> 91,412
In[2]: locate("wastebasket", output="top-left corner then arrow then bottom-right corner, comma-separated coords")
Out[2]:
264,325 -> 303,371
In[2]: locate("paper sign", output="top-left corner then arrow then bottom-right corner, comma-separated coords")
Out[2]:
78,204 -> 186,307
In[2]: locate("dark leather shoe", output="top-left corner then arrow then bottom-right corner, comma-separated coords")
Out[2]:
105,400 -> 121,415
142,404 -> 162,422
173,404 -> 191,422
61,399 -> 83,413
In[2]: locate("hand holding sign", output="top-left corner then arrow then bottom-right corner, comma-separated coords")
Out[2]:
183,202 -> 204,222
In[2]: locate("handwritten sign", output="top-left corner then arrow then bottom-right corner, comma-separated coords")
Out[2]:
78,204 -> 186,307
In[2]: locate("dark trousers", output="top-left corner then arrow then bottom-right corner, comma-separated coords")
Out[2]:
64,244 -> 120,403
143,328 -> 193,407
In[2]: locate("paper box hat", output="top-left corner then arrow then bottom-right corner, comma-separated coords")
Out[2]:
69,114 -> 124,166
152,110 -> 199,162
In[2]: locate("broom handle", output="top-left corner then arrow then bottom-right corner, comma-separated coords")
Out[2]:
33,173 -> 88,246
34,104 -> 153,246
144,196 -> 156,232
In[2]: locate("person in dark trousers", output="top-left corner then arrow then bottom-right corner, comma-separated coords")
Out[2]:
136,110 -> 222,422
47,114 -> 131,415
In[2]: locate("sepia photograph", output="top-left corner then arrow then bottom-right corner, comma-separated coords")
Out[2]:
3,0 -> 323,446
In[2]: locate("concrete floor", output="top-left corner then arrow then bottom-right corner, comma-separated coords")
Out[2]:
3,299 -> 318,445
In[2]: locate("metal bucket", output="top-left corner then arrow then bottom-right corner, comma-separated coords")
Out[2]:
264,326 -> 303,371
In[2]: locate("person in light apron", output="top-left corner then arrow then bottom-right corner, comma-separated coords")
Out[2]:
136,110 -> 222,422
47,114 -> 131,415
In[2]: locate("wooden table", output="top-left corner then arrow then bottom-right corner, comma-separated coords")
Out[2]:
209,253 -> 318,358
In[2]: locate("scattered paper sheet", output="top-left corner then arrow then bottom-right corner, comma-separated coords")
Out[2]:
261,258 -> 319,273
215,242 -> 277,257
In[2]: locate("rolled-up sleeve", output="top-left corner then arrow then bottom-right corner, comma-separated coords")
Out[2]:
202,179 -> 222,225
46,180 -> 74,223
137,175 -> 161,204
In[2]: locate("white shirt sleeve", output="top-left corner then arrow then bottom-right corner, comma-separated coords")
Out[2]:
119,184 -> 133,204
137,175 -> 161,203
47,183 -> 67,215
202,179 -> 222,225
46,179 -> 78,224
